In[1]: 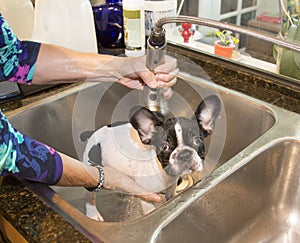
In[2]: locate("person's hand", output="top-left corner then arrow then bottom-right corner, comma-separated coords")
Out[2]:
118,55 -> 178,90
102,167 -> 162,203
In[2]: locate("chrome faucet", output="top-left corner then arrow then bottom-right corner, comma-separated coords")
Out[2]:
144,15 -> 300,116
152,15 -> 300,52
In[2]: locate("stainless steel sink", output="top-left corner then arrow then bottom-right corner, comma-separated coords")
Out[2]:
156,139 -> 300,243
7,71 -> 299,242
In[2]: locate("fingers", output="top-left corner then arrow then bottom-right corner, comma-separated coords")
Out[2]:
136,70 -> 157,88
102,167 -> 162,203
135,69 -> 177,89
120,54 -> 177,89
122,179 -> 162,203
138,192 -> 162,203
152,56 -> 178,88
154,55 -> 177,73
155,73 -> 177,87
118,77 -> 144,90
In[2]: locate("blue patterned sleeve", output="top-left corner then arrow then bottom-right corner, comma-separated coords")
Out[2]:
0,14 -> 63,184
0,14 -> 40,83
0,110 -> 63,185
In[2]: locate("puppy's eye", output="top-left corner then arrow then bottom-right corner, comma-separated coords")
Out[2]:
160,142 -> 170,152
193,136 -> 202,146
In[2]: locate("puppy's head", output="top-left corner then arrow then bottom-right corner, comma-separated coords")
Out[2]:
129,95 -> 221,177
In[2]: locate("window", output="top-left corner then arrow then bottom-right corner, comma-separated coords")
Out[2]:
196,0 -> 260,48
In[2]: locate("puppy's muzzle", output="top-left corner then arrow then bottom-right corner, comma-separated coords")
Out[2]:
166,147 -> 203,177
177,150 -> 193,164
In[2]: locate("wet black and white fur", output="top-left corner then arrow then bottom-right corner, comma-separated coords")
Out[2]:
82,95 -> 221,221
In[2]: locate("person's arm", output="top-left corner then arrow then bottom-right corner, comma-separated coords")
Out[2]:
0,110 -> 161,202
0,14 -> 176,89
33,43 -> 177,89
57,153 -> 161,202
0,14 -> 41,84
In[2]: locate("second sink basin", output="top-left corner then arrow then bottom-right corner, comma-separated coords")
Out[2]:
157,139 -> 300,242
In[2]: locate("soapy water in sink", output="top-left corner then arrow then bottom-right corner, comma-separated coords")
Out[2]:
49,56 -> 230,222
53,186 -> 164,222
57,175 -> 197,222
53,174 -> 194,222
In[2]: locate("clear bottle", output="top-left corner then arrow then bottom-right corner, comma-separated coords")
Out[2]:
0,0 -> 34,40
123,0 -> 145,57
92,0 -> 125,52
32,0 -> 97,53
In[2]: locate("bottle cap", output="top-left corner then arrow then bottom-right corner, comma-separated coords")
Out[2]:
123,0 -> 144,9
145,0 -> 177,11
125,49 -> 145,57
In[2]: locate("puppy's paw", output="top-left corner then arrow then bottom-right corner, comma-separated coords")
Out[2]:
86,203 -> 104,222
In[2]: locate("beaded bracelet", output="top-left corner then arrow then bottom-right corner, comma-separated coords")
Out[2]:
85,166 -> 105,192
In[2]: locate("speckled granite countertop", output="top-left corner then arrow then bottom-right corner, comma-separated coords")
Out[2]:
0,46 -> 299,242
0,177 -> 91,242
0,84 -> 91,242
0,83 -> 80,113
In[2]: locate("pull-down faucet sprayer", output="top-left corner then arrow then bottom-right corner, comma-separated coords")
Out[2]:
144,15 -> 300,116
144,27 -> 168,117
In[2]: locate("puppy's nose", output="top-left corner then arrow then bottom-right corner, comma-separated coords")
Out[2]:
177,150 -> 192,163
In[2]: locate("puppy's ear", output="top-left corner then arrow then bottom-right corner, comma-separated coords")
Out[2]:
80,131 -> 95,142
194,95 -> 221,136
129,106 -> 162,144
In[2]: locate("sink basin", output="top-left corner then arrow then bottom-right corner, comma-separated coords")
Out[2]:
7,71 -> 289,242
8,72 -> 274,221
156,139 -> 300,243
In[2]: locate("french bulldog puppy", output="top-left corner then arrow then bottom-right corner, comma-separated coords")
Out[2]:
82,95 -> 221,221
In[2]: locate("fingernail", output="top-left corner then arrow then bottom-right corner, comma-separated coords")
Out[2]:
153,193 -> 162,202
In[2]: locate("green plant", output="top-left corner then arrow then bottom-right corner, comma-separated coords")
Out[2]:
204,31 -> 218,38
215,29 -> 239,46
